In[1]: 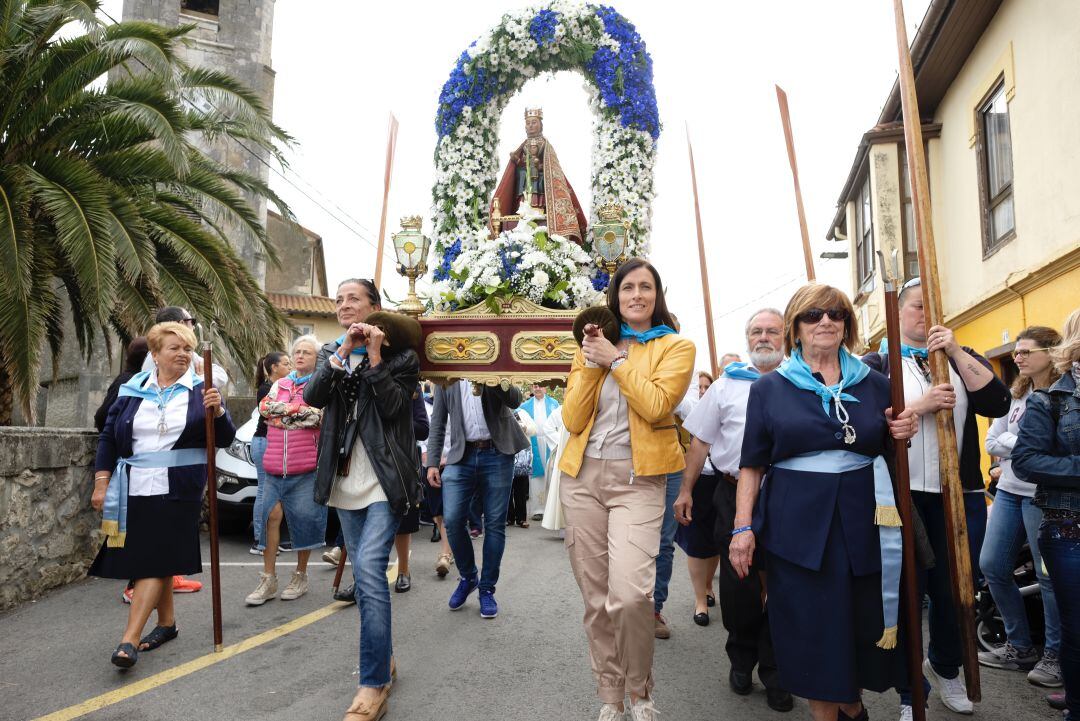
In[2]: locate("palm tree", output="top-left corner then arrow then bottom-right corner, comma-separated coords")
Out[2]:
0,0 -> 294,424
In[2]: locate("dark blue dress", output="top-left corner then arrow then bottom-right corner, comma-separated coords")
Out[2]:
741,369 -> 906,702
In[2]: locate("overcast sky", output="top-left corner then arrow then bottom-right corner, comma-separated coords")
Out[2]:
108,0 -> 931,367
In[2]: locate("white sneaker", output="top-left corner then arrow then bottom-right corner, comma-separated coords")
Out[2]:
899,705 -> 913,721
598,703 -> 625,721
628,697 -> 658,721
923,658 -> 974,714
322,546 -> 342,566
245,572 -> 278,605
280,571 -> 308,600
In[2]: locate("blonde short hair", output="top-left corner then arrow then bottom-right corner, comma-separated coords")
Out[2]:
147,321 -> 197,353
783,284 -> 858,355
290,334 -> 319,356
1051,308 -> 1080,373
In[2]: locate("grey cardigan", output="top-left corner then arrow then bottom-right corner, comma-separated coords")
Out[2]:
426,382 -> 529,467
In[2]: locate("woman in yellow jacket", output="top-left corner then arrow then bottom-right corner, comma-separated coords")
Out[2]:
560,258 -> 695,721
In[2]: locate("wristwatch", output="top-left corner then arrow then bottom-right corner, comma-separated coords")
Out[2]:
609,351 -> 629,371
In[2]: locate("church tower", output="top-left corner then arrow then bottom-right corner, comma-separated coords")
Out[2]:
120,0 -> 278,287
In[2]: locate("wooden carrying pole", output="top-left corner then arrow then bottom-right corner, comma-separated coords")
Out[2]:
201,336 -> 224,652
373,114 -> 400,288
879,251 -> 927,721
685,123 -> 719,377
891,0 -> 981,700
775,85 -> 816,281
332,546 -> 348,595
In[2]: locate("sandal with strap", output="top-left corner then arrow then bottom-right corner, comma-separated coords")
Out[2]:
139,624 -> 178,651
111,642 -> 138,668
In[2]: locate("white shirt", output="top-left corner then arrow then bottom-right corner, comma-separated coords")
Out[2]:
682,371 -> 758,478
459,381 -> 492,441
901,355 -> 968,493
129,371 -> 194,496
328,430 -> 387,510
532,396 -> 549,459
985,391 -> 1033,497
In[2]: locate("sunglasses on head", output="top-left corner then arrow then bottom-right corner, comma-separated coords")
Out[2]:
797,308 -> 850,324
181,317 -> 196,326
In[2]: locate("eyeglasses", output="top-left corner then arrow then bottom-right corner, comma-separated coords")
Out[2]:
180,317 -> 196,326
1012,348 -> 1049,360
797,308 -> 850,324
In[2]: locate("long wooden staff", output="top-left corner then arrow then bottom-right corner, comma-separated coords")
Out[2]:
775,85 -> 816,282
200,325 -> 224,652
332,546 -> 348,595
373,113 -> 400,288
891,0 -> 980,700
685,123 -> 719,377
879,251 -> 927,721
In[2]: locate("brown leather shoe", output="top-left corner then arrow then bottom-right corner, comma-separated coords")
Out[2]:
343,686 -> 389,721
654,612 -> 671,639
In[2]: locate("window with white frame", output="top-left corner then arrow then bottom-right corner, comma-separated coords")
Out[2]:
976,81 -> 1016,255
855,177 -> 875,291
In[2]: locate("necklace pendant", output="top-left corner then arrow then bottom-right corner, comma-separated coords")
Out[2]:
157,419 -> 168,435
843,424 -> 857,445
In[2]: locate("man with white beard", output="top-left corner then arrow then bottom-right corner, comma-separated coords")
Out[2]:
674,308 -> 793,712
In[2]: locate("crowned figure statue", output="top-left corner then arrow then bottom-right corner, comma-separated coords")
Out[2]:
489,107 -> 588,244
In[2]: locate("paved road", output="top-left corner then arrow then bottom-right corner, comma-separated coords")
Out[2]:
0,524 -> 1058,721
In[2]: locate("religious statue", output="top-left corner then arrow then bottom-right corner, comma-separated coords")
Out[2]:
489,107 -> 588,244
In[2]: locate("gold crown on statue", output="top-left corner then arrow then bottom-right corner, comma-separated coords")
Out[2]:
597,203 -> 624,223
399,216 -> 422,231
524,107 -> 543,119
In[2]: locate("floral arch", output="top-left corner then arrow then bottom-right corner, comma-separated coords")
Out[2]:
429,2 -> 660,309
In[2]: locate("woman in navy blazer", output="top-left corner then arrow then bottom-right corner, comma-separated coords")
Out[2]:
730,285 -> 918,721
90,322 -> 235,668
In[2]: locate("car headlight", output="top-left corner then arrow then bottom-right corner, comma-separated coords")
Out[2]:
217,469 -> 239,490
226,439 -> 252,465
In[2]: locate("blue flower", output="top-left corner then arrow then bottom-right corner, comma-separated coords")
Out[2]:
497,242 -> 524,280
586,5 -> 661,140
591,268 -> 610,291
433,238 -> 463,282
529,9 -> 559,47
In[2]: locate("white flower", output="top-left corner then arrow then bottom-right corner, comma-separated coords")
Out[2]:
531,269 -> 550,288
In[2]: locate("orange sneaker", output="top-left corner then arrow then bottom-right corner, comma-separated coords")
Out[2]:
172,575 -> 202,593
121,585 -> 134,604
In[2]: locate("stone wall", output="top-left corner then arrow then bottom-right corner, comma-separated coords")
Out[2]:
0,428 -> 101,612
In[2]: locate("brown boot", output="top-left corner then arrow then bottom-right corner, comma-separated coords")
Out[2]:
654,612 -> 671,639
343,686 -> 389,721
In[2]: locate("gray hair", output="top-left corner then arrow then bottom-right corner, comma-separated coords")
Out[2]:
744,307 -> 784,337
290,334 -> 319,356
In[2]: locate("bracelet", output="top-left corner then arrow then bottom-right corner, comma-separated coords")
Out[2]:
731,525 -> 753,536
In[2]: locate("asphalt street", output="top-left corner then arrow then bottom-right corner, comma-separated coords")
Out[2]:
0,524 -> 1060,721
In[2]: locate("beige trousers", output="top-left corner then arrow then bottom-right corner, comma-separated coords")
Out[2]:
561,456 -> 665,703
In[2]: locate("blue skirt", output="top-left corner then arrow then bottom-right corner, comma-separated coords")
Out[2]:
766,507 -> 906,703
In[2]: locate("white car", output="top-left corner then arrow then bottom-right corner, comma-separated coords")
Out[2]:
215,413 -> 259,530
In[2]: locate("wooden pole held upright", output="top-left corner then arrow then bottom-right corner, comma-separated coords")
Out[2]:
333,546 -> 348,595
685,122 -> 719,377
200,331 -> 224,653
879,251 -> 927,721
890,0 -> 981,701
373,113 -> 400,289
775,85 -> 816,282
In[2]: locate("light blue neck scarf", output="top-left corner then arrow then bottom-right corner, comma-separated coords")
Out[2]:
776,346 -> 869,417
619,322 -> 677,344
287,370 -> 312,385
878,339 -> 928,359
722,361 -> 760,381
118,369 -> 202,403
336,333 -> 368,356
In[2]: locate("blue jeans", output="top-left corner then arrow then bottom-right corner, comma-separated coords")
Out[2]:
899,491 -> 987,705
250,436 -> 268,546
980,490 -> 1060,652
257,471 -> 327,552
1040,513 -> 1080,715
653,470 -> 682,614
441,447 -> 514,593
337,501 -> 398,688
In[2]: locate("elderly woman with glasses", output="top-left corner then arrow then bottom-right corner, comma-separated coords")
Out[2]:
90,321 -> 236,668
730,284 -> 918,721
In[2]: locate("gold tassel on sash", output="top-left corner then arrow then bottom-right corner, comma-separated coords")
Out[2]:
876,625 -> 899,649
874,504 -> 902,527
106,531 -> 127,548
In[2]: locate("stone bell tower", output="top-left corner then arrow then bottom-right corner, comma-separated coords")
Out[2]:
120,0 -> 277,287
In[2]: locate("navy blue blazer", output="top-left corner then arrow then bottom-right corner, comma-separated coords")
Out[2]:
96,385 -> 236,502
741,370 -> 894,576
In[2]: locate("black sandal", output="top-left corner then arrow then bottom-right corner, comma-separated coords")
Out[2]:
111,642 -> 138,668
139,624 -> 178,651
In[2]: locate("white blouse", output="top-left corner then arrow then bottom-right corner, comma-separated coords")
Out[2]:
129,371 -> 193,496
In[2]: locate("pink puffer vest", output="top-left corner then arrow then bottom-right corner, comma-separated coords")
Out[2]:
260,377 -> 320,476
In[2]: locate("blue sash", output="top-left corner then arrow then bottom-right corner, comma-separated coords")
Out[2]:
772,449 -> 903,649
101,448 -> 207,548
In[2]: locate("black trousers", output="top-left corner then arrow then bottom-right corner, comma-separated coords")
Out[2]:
506,473 -> 530,524
714,476 -> 780,689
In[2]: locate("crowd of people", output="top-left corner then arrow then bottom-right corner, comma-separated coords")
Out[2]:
85,274 -> 1080,721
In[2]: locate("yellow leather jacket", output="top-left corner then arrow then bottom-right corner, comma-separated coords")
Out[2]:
559,334 -> 695,478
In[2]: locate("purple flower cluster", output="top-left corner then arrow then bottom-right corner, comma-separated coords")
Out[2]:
529,9 -> 559,47
586,5 -> 660,140
433,238 -> 463,281
436,49 -> 507,138
591,267 -> 610,292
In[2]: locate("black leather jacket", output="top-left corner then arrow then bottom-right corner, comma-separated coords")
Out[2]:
304,341 -> 422,516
